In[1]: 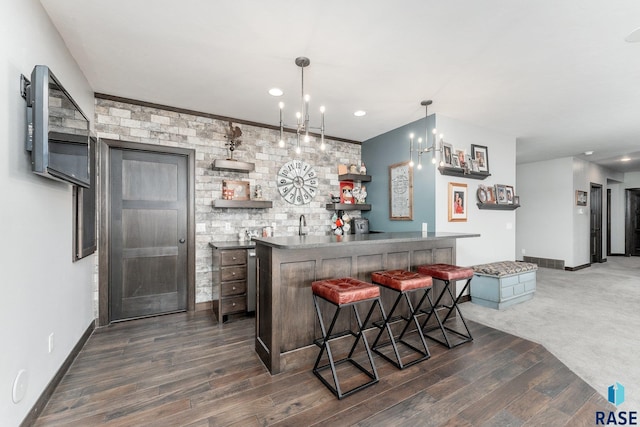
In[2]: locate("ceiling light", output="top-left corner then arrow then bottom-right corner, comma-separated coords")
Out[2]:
621,157 -> 631,162
625,27 -> 640,43
354,110 -> 366,117
408,100 -> 444,169
584,151 -> 594,156
277,57 -> 326,152
269,88 -> 283,97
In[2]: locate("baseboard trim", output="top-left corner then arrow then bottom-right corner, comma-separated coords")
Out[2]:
21,319 -> 95,427
565,263 -> 591,271
195,301 -> 213,312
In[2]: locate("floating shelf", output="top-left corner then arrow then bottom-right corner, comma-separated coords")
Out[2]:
338,173 -> 371,182
325,203 -> 371,211
212,159 -> 255,172
477,203 -> 520,210
438,166 -> 490,180
212,200 -> 272,209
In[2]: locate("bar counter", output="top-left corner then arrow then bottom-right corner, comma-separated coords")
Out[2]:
252,231 -> 479,374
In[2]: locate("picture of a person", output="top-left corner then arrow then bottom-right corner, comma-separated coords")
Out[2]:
454,192 -> 464,214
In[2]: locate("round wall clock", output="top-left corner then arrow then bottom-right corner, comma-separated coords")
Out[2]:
277,160 -> 318,205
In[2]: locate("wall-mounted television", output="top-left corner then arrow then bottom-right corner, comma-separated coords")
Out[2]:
25,65 -> 91,187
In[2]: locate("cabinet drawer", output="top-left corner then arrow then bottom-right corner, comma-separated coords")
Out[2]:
221,265 -> 246,282
221,296 -> 246,314
221,281 -> 246,297
221,250 -> 246,266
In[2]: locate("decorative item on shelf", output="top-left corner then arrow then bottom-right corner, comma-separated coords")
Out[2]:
349,163 -> 358,174
339,181 -> 354,204
408,100 -> 445,170
359,162 -> 367,175
254,184 -> 263,200
477,185 -> 488,204
471,144 -> 490,173
352,185 -> 367,204
485,186 -> 497,203
495,184 -> 508,204
505,185 -> 515,204
448,182 -> 468,222
222,180 -> 250,201
275,56 -> 326,154
329,193 -> 341,203
576,190 -> 587,206
224,122 -> 242,160
338,164 -> 348,175
514,195 -> 520,205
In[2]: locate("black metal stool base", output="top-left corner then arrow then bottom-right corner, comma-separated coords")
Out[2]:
371,286 -> 431,369
421,277 -> 473,349
312,294 -> 380,399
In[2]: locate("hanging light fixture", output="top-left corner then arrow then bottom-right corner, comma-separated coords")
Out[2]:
277,57 -> 326,154
408,100 -> 444,170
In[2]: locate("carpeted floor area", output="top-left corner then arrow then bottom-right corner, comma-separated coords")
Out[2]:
460,256 -> 640,410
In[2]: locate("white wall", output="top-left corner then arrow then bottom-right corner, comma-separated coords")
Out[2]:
434,115 -> 517,294
1,1 -> 95,424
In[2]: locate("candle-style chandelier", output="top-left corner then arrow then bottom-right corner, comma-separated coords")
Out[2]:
408,100 -> 444,169
277,57 -> 325,154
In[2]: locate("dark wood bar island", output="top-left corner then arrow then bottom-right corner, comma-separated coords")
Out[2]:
252,231 -> 479,374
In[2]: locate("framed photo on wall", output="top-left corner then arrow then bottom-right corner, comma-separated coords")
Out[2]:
448,182 -> 468,222
222,180 -> 250,201
471,144 -> 489,173
389,161 -> 413,220
576,190 -> 587,206
442,142 -> 453,166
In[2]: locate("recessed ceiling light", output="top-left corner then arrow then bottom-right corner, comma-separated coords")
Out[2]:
621,157 -> 631,162
584,151 -> 594,156
354,110 -> 366,117
625,27 -> 640,43
269,88 -> 283,97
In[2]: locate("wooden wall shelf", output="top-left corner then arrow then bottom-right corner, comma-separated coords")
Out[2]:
325,203 -> 371,211
477,203 -> 520,210
212,159 -> 255,172
338,173 -> 371,182
438,166 -> 490,180
213,200 -> 272,209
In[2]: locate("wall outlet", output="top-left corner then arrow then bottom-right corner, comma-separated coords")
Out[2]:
48,333 -> 54,353
225,222 -> 231,231
521,248 -> 526,255
421,223 -> 428,233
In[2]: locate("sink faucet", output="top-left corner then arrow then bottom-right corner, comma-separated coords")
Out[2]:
299,214 -> 307,236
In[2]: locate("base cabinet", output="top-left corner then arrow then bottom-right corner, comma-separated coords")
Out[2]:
212,248 -> 247,322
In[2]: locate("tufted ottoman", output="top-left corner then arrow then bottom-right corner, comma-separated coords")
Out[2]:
471,261 -> 538,309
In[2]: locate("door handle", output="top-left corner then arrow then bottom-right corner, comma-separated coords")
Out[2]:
179,238 -> 185,244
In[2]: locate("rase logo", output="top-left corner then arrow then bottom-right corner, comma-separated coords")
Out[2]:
596,382 -> 637,425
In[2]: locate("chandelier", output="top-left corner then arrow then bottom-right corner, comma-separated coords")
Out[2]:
408,100 -> 444,169
277,57 -> 325,154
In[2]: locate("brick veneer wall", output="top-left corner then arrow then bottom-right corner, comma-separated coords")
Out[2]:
94,97 -> 363,304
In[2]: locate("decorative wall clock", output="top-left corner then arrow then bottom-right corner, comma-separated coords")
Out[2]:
277,160 -> 318,205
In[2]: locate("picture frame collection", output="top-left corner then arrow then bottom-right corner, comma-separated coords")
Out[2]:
442,143 -> 490,174
476,183 -> 518,205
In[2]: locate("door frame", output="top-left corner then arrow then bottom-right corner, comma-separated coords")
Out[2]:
590,183 -> 603,263
98,139 -> 196,326
625,188 -> 640,257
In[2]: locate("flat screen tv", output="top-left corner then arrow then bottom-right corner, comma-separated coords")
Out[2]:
25,65 -> 91,187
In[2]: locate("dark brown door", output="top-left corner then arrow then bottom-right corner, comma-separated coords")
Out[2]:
626,189 -> 640,256
109,148 -> 188,321
590,183 -> 603,263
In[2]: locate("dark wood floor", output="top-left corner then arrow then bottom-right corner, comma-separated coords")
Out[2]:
34,309 -> 613,426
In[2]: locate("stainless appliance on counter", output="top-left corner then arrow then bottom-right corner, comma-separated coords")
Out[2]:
353,218 -> 369,234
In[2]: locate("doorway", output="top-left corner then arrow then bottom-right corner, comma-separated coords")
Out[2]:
626,188 -> 640,256
590,183 -> 603,263
99,139 -> 196,325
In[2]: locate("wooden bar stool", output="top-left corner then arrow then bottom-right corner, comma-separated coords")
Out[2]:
370,270 -> 432,369
311,277 -> 381,399
417,264 -> 474,348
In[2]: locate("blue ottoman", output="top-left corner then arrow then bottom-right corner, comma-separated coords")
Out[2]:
471,261 -> 537,309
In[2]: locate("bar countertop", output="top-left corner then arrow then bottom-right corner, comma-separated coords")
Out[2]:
252,231 -> 480,250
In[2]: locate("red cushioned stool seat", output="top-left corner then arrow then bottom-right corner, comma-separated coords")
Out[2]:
417,264 -> 474,349
311,277 -> 381,399
370,270 -> 433,369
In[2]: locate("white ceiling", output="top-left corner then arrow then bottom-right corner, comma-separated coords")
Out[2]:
40,0 -> 640,172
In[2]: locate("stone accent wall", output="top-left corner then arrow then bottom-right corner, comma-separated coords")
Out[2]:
95,98 -> 363,304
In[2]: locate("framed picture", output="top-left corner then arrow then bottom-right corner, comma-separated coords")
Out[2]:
340,181 -> 355,204
222,180 -> 250,201
389,161 -> 413,220
576,190 -> 587,206
448,182 -> 468,222
442,142 -> 453,166
495,184 -> 508,204
471,159 -> 480,172
485,186 -> 497,204
455,149 -> 466,168
505,185 -> 515,204
471,144 -> 489,173
514,195 -> 520,205
451,155 -> 461,168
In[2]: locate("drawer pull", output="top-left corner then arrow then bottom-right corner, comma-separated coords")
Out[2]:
232,302 -> 236,306
232,256 -> 237,260
232,286 -> 236,290
232,272 -> 236,276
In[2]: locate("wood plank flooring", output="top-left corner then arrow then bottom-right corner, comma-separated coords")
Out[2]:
33,310 -> 613,426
